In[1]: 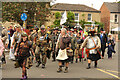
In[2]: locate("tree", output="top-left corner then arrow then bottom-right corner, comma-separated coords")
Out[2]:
79,19 -> 86,29
53,19 -> 60,26
2,2 -> 51,27
53,12 -> 61,27
67,11 -> 75,23
64,11 -> 75,28
55,12 -> 61,19
53,11 -> 75,28
2,2 -> 23,25
95,21 -> 104,33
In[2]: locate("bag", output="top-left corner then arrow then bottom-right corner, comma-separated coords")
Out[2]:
14,61 -> 20,68
67,49 -> 73,56
56,49 -> 68,60
26,56 -> 33,69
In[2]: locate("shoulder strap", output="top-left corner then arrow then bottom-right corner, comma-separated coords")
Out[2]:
91,37 -> 96,47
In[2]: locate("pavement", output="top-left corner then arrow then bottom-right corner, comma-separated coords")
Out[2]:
1,42 -> 119,79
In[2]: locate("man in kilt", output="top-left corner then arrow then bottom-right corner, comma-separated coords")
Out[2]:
80,28 -> 101,69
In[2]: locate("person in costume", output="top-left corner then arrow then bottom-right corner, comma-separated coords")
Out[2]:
80,28 -> 101,69
56,28 -> 71,73
15,33 -> 35,80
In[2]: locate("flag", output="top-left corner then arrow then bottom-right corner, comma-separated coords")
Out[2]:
60,11 -> 67,25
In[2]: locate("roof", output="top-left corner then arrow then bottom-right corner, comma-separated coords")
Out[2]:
51,3 -> 100,13
104,2 -> 120,13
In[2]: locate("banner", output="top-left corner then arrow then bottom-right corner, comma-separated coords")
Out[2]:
60,11 -> 67,25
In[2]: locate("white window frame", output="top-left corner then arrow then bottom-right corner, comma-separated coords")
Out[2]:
74,13 -> 79,22
88,14 -> 92,22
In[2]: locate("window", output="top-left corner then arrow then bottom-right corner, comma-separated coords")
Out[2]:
75,13 -> 79,21
88,14 -> 92,21
115,14 -> 118,23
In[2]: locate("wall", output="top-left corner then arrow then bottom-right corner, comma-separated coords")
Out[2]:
45,10 -> 101,27
100,3 -> 110,33
110,13 -> 120,30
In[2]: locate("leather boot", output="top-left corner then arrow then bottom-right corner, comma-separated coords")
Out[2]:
94,61 -> 97,68
57,66 -> 62,73
86,63 -> 91,69
64,67 -> 68,73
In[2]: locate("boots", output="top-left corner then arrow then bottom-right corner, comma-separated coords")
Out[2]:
79,58 -> 82,62
75,59 -> 78,63
86,63 -> 91,69
94,61 -> 97,68
36,62 -> 41,67
57,66 -> 62,73
42,64 -> 45,69
64,67 -> 68,73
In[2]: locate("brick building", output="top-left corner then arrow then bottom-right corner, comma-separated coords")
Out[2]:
100,2 -> 120,33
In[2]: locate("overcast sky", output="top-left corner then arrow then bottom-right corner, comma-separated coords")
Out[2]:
51,0 -> 120,10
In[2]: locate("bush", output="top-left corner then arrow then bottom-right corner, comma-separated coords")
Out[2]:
55,12 -> 61,19
67,11 -> 75,23
53,19 -> 60,26
50,25 -> 56,28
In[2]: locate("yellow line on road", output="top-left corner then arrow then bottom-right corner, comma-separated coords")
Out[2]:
96,68 -> 120,79
106,70 -> 119,73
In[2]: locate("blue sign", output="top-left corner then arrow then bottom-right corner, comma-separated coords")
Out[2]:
21,13 -> 27,21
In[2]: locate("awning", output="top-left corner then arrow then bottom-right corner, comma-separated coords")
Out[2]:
111,27 -> 120,31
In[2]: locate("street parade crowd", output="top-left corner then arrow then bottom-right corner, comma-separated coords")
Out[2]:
0,24 -> 116,80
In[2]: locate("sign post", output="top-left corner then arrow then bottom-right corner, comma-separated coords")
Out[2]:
21,13 -> 27,29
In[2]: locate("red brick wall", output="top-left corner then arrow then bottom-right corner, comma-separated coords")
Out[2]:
100,3 -> 110,33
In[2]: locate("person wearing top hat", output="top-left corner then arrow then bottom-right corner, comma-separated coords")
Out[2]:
98,28 -> 108,59
80,28 -> 101,69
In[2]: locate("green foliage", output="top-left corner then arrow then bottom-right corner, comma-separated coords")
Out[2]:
2,2 -> 51,27
82,14 -> 85,17
79,20 -> 104,33
85,22 -> 92,24
2,2 -> 23,25
79,19 -> 86,29
53,19 -> 60,26
95,21 -> 104,33
67,11 -> 75,23
55,12 -> 61,19
53,12 -> 61,26
50,25 -> 56,28
53,11 -> 75,28
63,11 -> 75,28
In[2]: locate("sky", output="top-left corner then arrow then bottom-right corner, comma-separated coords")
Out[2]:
51,0 -> 120,10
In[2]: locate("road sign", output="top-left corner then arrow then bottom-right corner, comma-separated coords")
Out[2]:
21,13 -> 27,21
